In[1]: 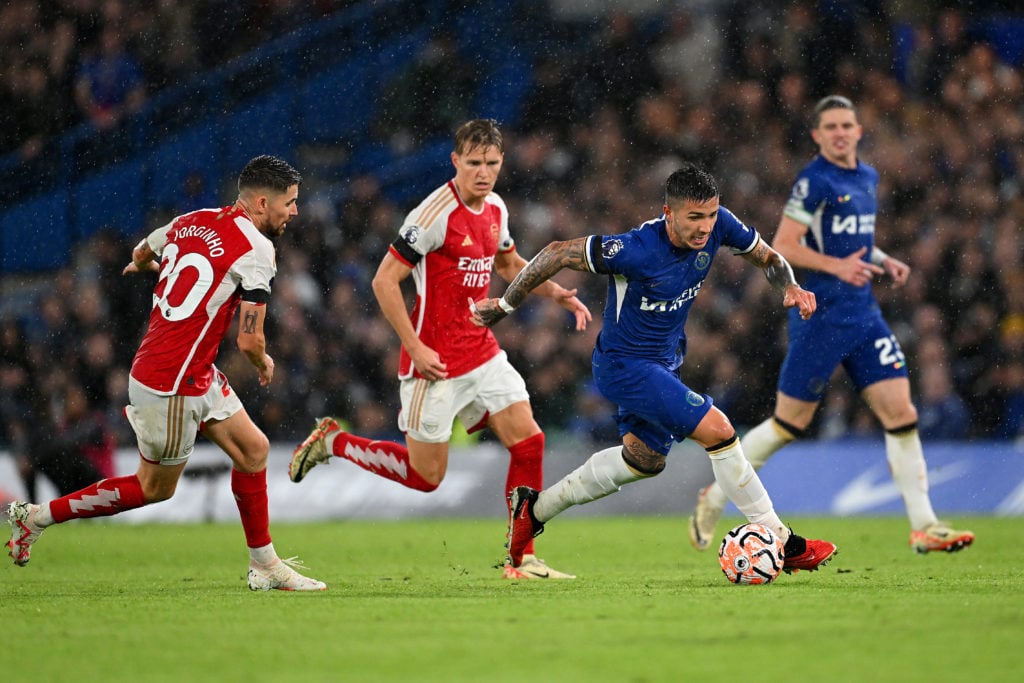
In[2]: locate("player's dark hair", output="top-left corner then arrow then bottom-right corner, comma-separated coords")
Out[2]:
453,118 -> 503,155
238,155 -> 302,194
665,162 -> 718,206
812,95 -> 856,127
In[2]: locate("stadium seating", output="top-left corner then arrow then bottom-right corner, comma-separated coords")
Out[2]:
0,0 -> 522,275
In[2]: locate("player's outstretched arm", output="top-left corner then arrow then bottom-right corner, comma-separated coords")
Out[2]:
472,237 -> 591,327
492,242 -> 592,330
122,239 -> 160,275
741,237 -> 816,320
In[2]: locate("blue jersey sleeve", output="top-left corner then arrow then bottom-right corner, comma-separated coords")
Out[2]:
716,206 -> 760,254
584,229 -> 648,277
782,171 -> 828,225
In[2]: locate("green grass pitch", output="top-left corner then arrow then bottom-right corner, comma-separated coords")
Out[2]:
2,515 -> 1019,683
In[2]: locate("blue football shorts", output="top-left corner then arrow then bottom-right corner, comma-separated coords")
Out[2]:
592,350 -> 713,455
778,307 -> 910,402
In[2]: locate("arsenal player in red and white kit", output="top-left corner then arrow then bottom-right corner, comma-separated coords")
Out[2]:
289,119 -> 590,579
7,156 -> 325,591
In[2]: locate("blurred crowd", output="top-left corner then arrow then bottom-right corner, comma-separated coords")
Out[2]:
3,2 -> 1024,496
0,0 -> 341,161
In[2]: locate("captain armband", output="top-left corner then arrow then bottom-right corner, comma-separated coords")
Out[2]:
390,236 -> 422,266
241,288 -> 270,305
870,247 -> 890,266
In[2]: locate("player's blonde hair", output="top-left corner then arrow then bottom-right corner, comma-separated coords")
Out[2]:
453,119 -> 503,155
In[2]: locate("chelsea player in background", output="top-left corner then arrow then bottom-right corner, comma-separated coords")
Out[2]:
689,96 -> 974,555
472,162 -> 837,576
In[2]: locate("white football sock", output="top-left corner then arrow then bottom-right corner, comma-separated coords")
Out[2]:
885,428 -> 938,531
249,542 -> 278,565
703,418 -> 794,510
35,503 -> 55,528
708,439 -> 788,543
533,446 -> 646,522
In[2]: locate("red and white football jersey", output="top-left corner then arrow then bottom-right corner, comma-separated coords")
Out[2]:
389,180 -> 515,380
130,205 -> 276,395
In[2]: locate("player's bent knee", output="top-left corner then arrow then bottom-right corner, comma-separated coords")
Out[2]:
691,407 -> 736,447
232,434 -> 270,472
252,433 -> 270,459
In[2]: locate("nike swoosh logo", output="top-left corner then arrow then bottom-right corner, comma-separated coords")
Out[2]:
996,479 -> 1024,515
832,461 -> 970,515
526,570 -> 549,578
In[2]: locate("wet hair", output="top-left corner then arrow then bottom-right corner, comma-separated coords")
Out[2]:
453,118 -> 503,155
665,162 -> 718,206
237,155 -> 302,194
812,95 -> 856,127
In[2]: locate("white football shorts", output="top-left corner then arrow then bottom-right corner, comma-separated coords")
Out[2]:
125,368 -> 243,465
398,350 -> 529,443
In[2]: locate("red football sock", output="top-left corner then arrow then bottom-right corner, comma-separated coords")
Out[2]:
330,433 -> 437,492
49,475 -> 147,524
507,432 -> 545,556
232,469 -> 272,549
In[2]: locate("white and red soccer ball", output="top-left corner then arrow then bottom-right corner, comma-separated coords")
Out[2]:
718,523 -> 785,585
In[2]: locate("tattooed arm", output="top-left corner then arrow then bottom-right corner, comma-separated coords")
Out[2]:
739,236 -> 817,320
472,237 -> 592,328
236,300 -> 275,385
492,243 -> 592,331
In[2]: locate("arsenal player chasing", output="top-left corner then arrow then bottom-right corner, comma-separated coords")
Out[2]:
289,119 -> 590,579
7,155 -> 326,591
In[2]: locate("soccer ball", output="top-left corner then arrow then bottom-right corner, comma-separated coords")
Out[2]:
718,523 -> 785,585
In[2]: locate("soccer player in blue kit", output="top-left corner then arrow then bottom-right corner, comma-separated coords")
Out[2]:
471,162 -> 837,575
688,96 -> 974,555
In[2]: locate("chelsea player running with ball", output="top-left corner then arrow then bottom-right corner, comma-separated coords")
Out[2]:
472,162 -> 837,575
688,96 -> 974,555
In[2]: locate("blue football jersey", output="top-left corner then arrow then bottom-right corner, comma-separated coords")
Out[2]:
583,206 -> 759,370
782,155 -> 879,321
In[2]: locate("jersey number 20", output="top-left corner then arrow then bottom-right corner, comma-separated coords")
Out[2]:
154,243 -> 215,321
